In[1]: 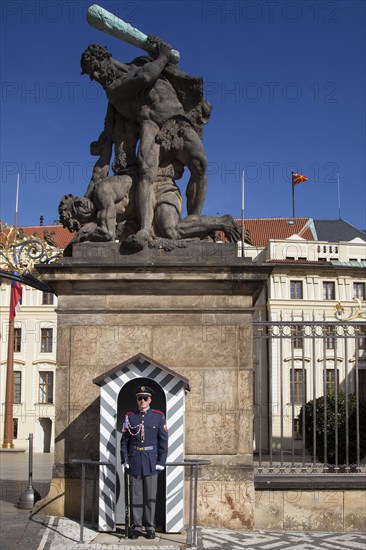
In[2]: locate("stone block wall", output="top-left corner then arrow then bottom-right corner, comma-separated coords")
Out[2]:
255,489 -> 366,531
36,242 -> 271,528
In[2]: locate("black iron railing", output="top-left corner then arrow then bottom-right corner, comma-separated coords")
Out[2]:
166,459 -> 211,546
71,459 -> 112,543
72,458 -> 210,546
253,320 -> 366,477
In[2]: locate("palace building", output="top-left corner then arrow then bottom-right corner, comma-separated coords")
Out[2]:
0,218 -> 365,455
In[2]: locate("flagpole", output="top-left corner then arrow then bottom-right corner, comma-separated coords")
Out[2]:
291,171 -> 295,217
337,173 -> 341,220
2,314 -> 15,448
14,173 -> 19,230
2,175 -> 20,448
241,170 -> 245,257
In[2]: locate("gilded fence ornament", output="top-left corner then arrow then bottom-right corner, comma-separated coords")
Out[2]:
334,298 -> 366,321
0,223 -> 62,277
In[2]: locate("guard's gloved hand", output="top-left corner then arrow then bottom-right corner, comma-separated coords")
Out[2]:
156,464 -> 165,471
122,463 -> 130,473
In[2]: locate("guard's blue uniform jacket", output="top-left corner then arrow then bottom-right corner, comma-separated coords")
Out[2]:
121,408 -> 168,476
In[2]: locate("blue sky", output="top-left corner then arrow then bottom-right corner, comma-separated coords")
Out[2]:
1,0 -> 365,230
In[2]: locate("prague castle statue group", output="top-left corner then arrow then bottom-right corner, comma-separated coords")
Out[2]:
59,8 -> 241,254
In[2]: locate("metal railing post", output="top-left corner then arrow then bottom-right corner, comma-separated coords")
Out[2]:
17,433 -> 41,509
92,464 -> 97,528
71,459 -> 113,544
193,462 -> 199,546
188,462 -> 193,545
79,462 -> 86,543
166,459 -> 211,547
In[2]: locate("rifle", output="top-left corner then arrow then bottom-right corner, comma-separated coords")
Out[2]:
124,466 -> 130,538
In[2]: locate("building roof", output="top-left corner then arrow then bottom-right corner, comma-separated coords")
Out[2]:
5,219 -> 316,251
3,224 -> 73,250
266,259 -> 330,265
235,218 -> 314,247
331,260 -> 366,268
312,219 -> 366,242
2,219 -> 364,253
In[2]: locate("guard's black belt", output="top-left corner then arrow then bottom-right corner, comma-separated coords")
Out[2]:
134,445 -> 154,451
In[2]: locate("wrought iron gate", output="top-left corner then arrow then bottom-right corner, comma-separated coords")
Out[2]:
253,319 -> 366,475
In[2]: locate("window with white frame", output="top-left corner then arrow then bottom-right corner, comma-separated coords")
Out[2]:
42,292 -> 54,305
324,325 -> 335,349
290,280 -> 303,299
292,325 -> 303,349
323,281 -> 335,300
324,368 -> 339,394
353,282 -> 365,300
14,371 -> 22,404
14,327 -> 21,352
41,328 -> 53,353
290,368 -> 306,404
357,325 -> 366,350
39,371 -> 54,404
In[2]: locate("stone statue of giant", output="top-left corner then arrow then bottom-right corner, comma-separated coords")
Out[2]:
59,5 -> 240,252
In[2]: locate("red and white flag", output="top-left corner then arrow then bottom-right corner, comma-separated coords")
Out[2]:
10,279 -> 22,321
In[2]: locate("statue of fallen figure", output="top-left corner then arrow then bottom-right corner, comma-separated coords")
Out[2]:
59,167 -> 241,256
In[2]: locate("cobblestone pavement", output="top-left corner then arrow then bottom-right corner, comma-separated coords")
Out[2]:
200,527 -> 366,549
32,515 -> 186,549
0,452 -> 365,550
2,509 -> 364,550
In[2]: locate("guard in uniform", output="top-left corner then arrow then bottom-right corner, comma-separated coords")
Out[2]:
121,385 -> 168,539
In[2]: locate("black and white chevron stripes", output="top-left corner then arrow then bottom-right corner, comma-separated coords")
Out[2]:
94,354 -> 186,533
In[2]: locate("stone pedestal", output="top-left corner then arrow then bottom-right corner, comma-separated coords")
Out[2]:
36,242 -> 271,528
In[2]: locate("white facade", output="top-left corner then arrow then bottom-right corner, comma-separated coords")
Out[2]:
250,235 -> 366,452
1,224 -> 364,454
0,281 -> 57,452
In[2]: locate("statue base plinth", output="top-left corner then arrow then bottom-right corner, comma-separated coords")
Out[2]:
36,242 -> 271,529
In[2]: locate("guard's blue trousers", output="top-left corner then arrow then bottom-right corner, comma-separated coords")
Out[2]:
130,473 -> 158,532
